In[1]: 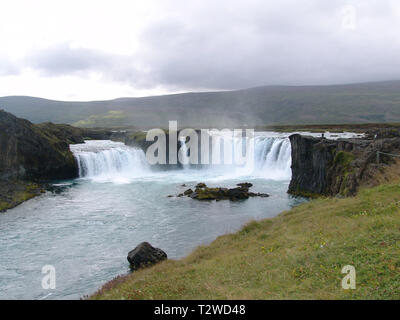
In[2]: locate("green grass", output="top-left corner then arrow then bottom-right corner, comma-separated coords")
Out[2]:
91,182 -> 400,300
334,151 -> 355,167
73,110 -> 126,128
0,181 -> 43,212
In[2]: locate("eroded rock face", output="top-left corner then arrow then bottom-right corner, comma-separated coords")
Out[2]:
0,110 -> 118,210
0,110 -> 79,181
288,134 -> 400,197
127,242 -> 167,270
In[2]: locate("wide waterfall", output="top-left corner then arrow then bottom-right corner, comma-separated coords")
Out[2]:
70,135 -> 292,181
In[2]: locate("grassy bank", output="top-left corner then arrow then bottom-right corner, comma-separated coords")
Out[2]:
0,181 -> 44,212
91,182 -> 400,300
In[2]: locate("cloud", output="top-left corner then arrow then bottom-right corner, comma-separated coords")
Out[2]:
26,44 -> 111,76
134,0 -> 400,89
20,0 -> 400,93
25,43 -> 155,88
0,55 -> 20,76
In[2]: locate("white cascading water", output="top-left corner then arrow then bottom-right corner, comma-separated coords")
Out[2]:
70,135 -> 292,182
221,135 -> 291,180
253,137 -> 292,180
178,136 -> 190,169
70,140 -> 149,183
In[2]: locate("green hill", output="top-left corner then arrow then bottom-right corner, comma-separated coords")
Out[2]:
2,80 -> 400,128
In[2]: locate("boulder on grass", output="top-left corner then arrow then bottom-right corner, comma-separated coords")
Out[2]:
127,242 -> 167,270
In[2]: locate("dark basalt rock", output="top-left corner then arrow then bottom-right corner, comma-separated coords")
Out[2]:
127,242 -> 167,270
288,133 -> 400,197
0,110 -> 79,181
0,110 -> 116,211
185,183 -> 269,201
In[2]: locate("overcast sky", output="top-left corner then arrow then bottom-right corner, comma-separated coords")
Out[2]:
0,0 -> 399,100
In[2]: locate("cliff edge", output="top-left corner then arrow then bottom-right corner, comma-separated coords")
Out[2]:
288,133 -> 400,197
0,110 -> 79,181
0,110 -> 97,211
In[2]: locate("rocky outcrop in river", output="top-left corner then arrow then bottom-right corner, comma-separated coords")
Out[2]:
175,182 -> 269,201
288,133 -> 400,197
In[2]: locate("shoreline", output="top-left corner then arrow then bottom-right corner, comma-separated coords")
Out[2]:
0,181 -> 45,212
88,199 -> 306,299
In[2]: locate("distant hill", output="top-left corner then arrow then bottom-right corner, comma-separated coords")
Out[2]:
1,80 -> 400,128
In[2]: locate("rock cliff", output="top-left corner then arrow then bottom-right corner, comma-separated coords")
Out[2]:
0,110 -> 116,211
288,133 -> 400,197
0,110 -> 79,181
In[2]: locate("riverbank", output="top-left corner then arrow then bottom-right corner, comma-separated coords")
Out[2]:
0,180 -> 44,212
91,181 -> 400,300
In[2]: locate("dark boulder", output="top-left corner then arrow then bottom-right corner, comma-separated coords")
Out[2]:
127,242 -> 167,270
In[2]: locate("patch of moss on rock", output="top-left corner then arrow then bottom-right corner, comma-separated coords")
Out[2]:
333,151 -> 354,167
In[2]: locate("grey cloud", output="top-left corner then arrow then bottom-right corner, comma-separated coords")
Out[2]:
26,44 -> 118,76
136,0 -> 400,89
23,0 -> 400,91
25,43 -> 156,87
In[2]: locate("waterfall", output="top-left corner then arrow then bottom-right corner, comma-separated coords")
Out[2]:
228,136 -> 292,180
70,140 -> 149,182
252,137 -> 292,180
70,136 -> 292,182
178,136 -> 190,168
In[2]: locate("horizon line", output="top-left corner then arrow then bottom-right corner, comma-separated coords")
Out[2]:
1,79 -> 399,103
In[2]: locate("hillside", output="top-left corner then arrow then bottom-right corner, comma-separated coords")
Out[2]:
2,80 -> 400,129
91,180 -> 400,300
